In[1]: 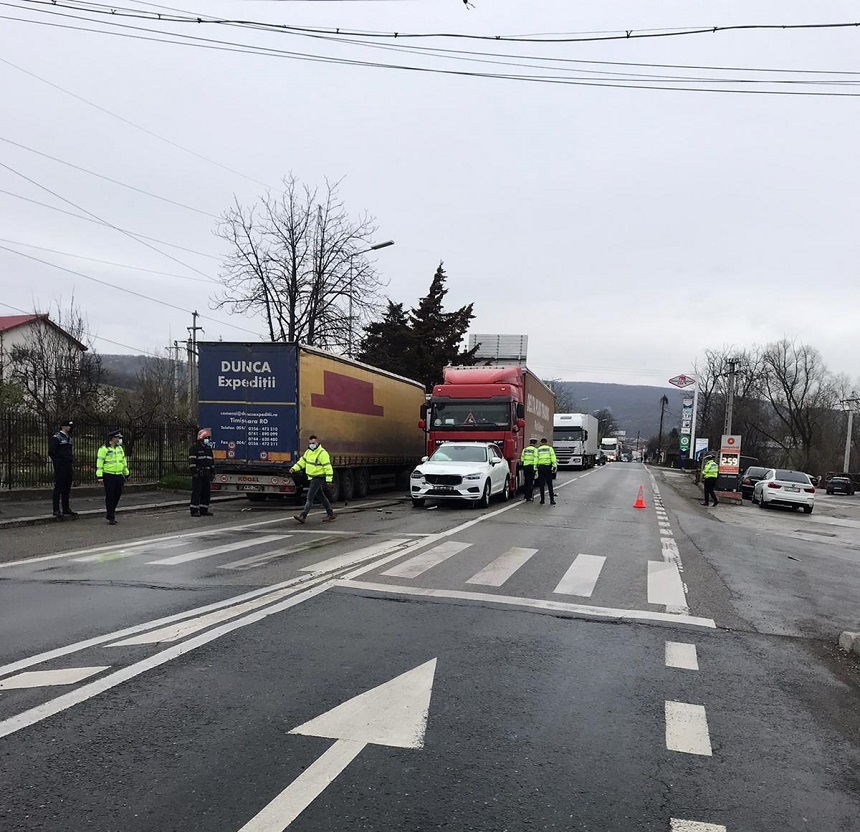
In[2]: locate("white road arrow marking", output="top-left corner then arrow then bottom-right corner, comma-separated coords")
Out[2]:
238,658 -> 438,832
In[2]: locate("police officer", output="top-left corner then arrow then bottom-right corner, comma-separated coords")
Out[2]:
701,453 -> 720,507
536,437 -> 557,505
48,418 -> 76,519
290,434 -> 336,523
189,428 -> 216,517
520,438 -> 539,502
97,430 -> 129,525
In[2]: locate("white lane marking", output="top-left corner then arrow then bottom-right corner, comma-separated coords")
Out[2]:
661,537 -> 682,567
0,496 -> 533,737
665,701 -> 713,756
239,740 -> 364,832
648,561 -> 688,611
336,580 -> 717,629
241,660 -> 437,831
665,641 -> 699,671
300,540 -> 411,575
465,547 -> 538,587
147,534 -> 290,565
108,585 -> 307,646
382,541 -> 472,579
670,820 -> 726,832
0,667 -> 109,690
553,554 -> 606,598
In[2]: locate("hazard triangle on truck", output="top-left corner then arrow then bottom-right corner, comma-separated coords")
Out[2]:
462,412 -> 477,426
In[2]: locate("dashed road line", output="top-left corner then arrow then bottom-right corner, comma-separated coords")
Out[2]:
665,641 -> 699,671
665,700 -> 713,756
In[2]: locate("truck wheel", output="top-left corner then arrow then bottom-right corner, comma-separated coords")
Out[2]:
340,469 -> 355,502
327,470 -> 341,503
478,480 -> 491,509
411,498 -> 426,508
355,467 -> 370,499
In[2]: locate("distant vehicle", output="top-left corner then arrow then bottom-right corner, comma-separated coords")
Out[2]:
553,413 -> 598,469
594,451 -> 607,466
752,469 -> 815,513
621,453 -> 632,463
599,436 -> 621,462
740,466 -> 769,500
806,474 -> 821,488
826,477 -> 856,496
410,442 -> 510,508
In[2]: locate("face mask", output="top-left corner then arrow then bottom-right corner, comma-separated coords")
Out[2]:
308,443 -> 318,450
117,439 -> 123,446
203,438 -> 212,447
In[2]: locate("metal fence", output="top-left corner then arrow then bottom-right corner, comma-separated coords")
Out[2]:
0,412 -> 195,489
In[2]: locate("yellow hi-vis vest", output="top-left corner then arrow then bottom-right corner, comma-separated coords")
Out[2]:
97,444 -> 129,477
291,445 -> 334,482
520,445 -> 538,469
536,445 -> 557,467
702,460 -> 719,479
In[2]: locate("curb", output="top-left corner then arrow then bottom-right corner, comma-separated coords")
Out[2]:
0,495 -> 245,531
838,631 -> 860,658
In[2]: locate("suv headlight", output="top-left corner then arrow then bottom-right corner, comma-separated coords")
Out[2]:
411,470 -> 424,479
464,473 -> 483,480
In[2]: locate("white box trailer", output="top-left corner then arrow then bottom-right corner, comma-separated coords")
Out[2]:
553,413 -> 598,469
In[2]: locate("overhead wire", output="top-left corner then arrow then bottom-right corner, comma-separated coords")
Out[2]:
0,135 -> 219,219
0,243 -> 261,336
0,160 -> 216,281
4,6 -> 860,96
0,55 -> 277,191
0,188 -> 222,261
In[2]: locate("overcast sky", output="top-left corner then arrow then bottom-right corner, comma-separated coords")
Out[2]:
2,0 -> 859,389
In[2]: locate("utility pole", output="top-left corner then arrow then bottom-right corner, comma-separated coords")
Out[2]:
723,357 -> 738,436
841,393 -> 859,473
187,311 -> 203,423
657,394 -> 669,463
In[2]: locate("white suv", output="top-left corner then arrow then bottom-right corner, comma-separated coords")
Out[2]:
410,442 -> 510,508
752,469 -> 816,513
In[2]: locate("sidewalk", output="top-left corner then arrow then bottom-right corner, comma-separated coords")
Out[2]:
0,489 -> 243,530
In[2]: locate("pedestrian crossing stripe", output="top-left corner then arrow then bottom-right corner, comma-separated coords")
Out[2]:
0,667 -> 109,690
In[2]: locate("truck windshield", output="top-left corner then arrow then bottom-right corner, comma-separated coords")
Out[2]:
554,427 -> 584,442
431,403 -> 510,430
599,440 -> 617,451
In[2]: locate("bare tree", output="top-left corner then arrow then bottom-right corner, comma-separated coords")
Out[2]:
110,351 -> 187,425
543,379 -> 578,412
753,339 -> 839,471
214,174 -> 385,348
9,299 -> 102,425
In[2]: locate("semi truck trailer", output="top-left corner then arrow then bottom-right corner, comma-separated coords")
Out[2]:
198,342 -> 425,501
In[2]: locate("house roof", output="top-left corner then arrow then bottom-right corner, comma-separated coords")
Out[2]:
0,314 -> 88,351
0,314 -> 44,334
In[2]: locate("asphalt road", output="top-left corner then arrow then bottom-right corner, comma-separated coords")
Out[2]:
1,465 -> 858,831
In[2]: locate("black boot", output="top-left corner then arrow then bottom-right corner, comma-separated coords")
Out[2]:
190,507 -> 200,517
200,507 -> 213,516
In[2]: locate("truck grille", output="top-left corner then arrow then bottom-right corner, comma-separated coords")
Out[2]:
424,474 -> 462,486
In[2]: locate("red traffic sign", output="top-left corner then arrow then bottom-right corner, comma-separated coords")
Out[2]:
668,374 -> 696,388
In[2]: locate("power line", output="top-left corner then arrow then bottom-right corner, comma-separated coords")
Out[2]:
0,135 -> 218,219
5,6 -> 860,97
20,0 -> 860,44
0,236 -> 215,284
0,159 -> 215,280
0,187 -> 222,261
0,55 -> 277,191
0,242 -> 260,336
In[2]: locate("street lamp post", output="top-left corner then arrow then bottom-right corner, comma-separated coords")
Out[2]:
348,240 -> 394,358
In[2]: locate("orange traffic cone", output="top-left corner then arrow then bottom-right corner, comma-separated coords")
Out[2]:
633,485 -> 646,509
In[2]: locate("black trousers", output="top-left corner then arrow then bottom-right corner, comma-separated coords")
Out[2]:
191,475 -> 211,510
103,473 -> 124,520
703,478 -> 719,505
523,467 -> 535,501
52,464 -> 73,513
537,466 -> 555,502
301,477 -> 333,518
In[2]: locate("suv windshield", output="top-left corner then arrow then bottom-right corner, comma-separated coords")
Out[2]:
431,402 -> 510,430
429,446 -> 488,463
775,470 -> 810,483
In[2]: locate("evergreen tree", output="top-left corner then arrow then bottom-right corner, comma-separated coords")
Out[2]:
408,262 -> 478,391
355,301 -> 412,374
356,262 -> 478,390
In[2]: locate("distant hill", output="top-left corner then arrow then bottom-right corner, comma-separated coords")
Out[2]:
551,381 -> 690,442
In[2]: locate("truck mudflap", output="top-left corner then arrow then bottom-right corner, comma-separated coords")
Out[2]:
211,472 -> 297,495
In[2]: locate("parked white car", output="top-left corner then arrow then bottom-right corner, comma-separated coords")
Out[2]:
410,442 -> 510,508
752,469 -> 816,514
